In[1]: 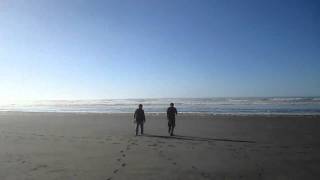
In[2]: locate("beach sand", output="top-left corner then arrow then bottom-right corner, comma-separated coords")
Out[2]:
0,112 -> 320,180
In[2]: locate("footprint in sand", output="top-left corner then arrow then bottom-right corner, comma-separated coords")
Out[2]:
113,169 -> 119,174
158,151 -> 166,158
121,163 -> 126,167
258,167 -> 264,177
148,143 -> 158,147
31,164 -> 48,171
106,178 -> 112,180
200,172 -> 210,178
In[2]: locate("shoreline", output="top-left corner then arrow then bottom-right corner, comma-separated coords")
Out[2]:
1,110 -> 320,117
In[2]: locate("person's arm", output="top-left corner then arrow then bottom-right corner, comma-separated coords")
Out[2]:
167,108 -> 169,119
175,108 -> 178,115
134,110 -> 137,119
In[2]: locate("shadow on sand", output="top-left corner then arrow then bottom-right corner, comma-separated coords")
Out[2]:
143,134 -> 256,143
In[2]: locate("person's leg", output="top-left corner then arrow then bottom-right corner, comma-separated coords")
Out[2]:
170,127 -> 174,136
170,119 -> 175,136
168,121 -> 171,134
141,123 -> 144,134
136,123 -> 139,135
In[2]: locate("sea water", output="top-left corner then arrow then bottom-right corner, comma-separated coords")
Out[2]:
1,97 -> 320,115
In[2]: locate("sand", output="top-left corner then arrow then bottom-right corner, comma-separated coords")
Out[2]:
0,112 -> 320,180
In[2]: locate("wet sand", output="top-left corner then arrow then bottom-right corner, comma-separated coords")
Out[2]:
0,112 -> 320,179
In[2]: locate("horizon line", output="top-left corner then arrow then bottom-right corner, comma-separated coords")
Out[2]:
3,96 -> 320,102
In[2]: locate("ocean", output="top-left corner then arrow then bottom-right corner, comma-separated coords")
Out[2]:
1,97 -> 320,115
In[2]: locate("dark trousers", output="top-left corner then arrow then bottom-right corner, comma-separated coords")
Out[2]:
136,122 -> 144,135
168,119 -> 175,135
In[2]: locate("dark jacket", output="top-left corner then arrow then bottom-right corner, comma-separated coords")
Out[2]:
167,107 -> 177,120
134,109 -> 145,123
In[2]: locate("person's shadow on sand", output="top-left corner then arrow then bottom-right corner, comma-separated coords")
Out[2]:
142,134 -> 256,143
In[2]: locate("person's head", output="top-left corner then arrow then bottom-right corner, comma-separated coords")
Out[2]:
139,104 -> 143,109
170,103 -> 174,107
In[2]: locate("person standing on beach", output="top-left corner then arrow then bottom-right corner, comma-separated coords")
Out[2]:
167,103 -> 178,136
134,104 -> 145,136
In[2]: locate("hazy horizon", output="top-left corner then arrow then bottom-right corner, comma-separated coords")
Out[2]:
2,95 -> 320,103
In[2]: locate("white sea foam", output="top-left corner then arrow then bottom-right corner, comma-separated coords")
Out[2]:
0,97 -> 320,115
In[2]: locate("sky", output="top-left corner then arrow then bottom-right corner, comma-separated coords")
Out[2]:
0,0 -> 319,101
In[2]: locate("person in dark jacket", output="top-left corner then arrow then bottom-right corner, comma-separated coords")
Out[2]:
167,103 -> 178,136
134,104 -> 145,136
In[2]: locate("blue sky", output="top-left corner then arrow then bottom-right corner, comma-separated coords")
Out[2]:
0,0 -> 319,101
